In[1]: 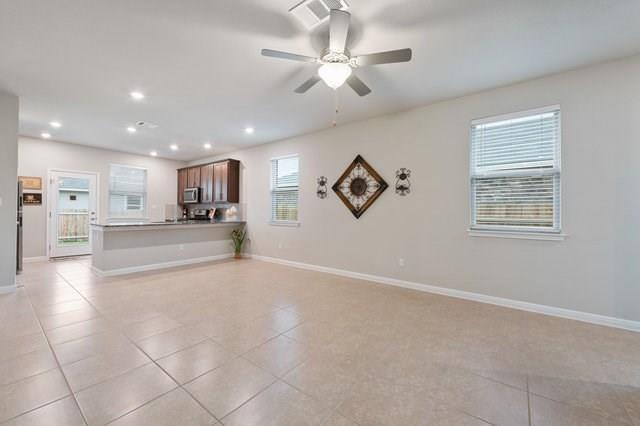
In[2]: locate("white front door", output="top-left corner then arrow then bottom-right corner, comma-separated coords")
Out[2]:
48,171 -> 98,258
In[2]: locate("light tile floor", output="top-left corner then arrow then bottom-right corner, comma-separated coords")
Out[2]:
1,257 -> 639,425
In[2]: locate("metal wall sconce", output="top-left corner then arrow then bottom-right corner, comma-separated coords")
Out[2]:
317,176 -> 328,199
395,168 -> 411,196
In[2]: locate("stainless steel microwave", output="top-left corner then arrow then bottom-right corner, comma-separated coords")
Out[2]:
183,187 -> 199,204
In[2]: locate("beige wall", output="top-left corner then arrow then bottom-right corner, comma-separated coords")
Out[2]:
0,92 -> 19,290
18,138 -> 186,258
192,55 -> 640,322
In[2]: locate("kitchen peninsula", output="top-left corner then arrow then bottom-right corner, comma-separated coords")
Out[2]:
90,220 -> 245,276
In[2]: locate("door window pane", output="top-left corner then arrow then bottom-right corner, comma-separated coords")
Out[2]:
56,177 -> 90,246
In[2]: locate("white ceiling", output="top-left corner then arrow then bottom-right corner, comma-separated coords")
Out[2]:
1,0 -> 640,160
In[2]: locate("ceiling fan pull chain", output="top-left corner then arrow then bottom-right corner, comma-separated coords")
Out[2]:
333,90 -> 339,127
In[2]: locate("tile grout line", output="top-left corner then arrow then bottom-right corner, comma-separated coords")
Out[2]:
30,263 -> 169,421
40,260 -> 312,423
33,264 -> 443,423
103,387 -> 180,425
0,364 -> 60,388
141,317 -> 304,389
279,373 -> 353,425
233,338 -> 350,425
58,266 -> 226,424
0,335 -> 49,364
146,315 -> 311,423
528,392 -> 633,424
458,410 -> 496,425
18,269 -> 90,426
17,258 -> 640,425
526,374 -> 532,426
159,324 -> 296,423
214,376 -> 278,424
0,395 -> 73,425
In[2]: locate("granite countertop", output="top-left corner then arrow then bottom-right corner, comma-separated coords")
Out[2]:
91,220 -> 245,231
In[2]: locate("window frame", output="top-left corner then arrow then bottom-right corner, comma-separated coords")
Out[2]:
469,105 -> 563,238
270,154 -> 300,226
108,164 -> 148,220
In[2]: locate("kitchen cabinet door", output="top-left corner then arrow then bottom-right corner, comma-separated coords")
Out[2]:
187,167 -> 200,188
213,162 -> 226,202
226,160 -> 240,203
200,164 -> 214,203
177,168 -> 188,205
212,160 -> 240,203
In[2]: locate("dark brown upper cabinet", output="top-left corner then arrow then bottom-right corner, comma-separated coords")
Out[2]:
176,159 -> 239,205
200,163 -> 214,203
177,168 -> 188,205
187,167 -> 200,188
214,160 -> 239,203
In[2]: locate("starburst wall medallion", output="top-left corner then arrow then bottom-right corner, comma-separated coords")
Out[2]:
332,155 -> 388,219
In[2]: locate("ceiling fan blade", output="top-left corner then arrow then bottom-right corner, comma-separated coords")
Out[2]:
261,49 -> 317,63
346,74 -> 372,97
329,9 -> 350,54
355,48 -> 412,66
294,75 -> 322,93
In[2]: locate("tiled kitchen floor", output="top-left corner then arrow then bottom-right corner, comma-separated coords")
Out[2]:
1,258 -> 639,425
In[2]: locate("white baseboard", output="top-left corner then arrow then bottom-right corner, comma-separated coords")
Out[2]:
92,253 -> 234,277
0,274 -> 17,293
250,254 -> 640,333
24,256 -> 49,263
0,285 -> 17,294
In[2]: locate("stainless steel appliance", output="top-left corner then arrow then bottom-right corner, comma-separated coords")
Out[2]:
183,187 -> 200,204
17,181 -> 23,273
190,208 -> 210,220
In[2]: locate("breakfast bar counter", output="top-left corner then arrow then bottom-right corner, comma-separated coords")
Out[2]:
90,220 -> 245,276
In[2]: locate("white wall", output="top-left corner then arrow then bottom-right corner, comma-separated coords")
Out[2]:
192,55 -> 640,322
18,138 -> 186,258
0,92 -> 19,290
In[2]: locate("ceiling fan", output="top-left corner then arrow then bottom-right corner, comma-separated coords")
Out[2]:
261,9 -> 412,97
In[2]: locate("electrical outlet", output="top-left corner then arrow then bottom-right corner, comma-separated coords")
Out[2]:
179,244 -> 184,251
398,258 -> 405,267
278,242 -> 283,249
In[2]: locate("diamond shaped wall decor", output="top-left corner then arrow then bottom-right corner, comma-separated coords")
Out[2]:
332,155 -> 388,219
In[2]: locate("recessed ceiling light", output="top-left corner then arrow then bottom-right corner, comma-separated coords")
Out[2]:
150,151 -> 158,157
49,121 -> 62,128
130,91 -> 145,101
203,143 -> 212,149
127,126 -> 137,133
170,144 -> 179,151
41,132 -> 51,139
245,127 -> 255,135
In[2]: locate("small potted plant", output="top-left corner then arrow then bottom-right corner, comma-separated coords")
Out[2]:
231,228 -> 246,259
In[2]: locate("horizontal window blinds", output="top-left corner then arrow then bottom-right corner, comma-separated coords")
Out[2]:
271,156 -> 299,222
109,165 -> 147,218
471,107 -> 560,232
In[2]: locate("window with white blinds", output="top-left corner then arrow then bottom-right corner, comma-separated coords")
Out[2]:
271,156 -> 299,223
109,165 -> 147,219
470,106 -> 561,233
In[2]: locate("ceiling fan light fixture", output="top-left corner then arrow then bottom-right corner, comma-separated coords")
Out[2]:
318,62 -> 352,89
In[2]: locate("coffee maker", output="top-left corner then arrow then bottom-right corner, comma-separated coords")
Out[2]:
190,208 -> 211,220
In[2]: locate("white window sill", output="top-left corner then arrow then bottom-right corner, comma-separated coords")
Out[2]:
270,221 -> 300,228
468,229 -> 566,241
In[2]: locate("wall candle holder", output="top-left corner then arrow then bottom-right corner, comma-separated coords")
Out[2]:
317,176 -> 328,199
395,168 -> 411,196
